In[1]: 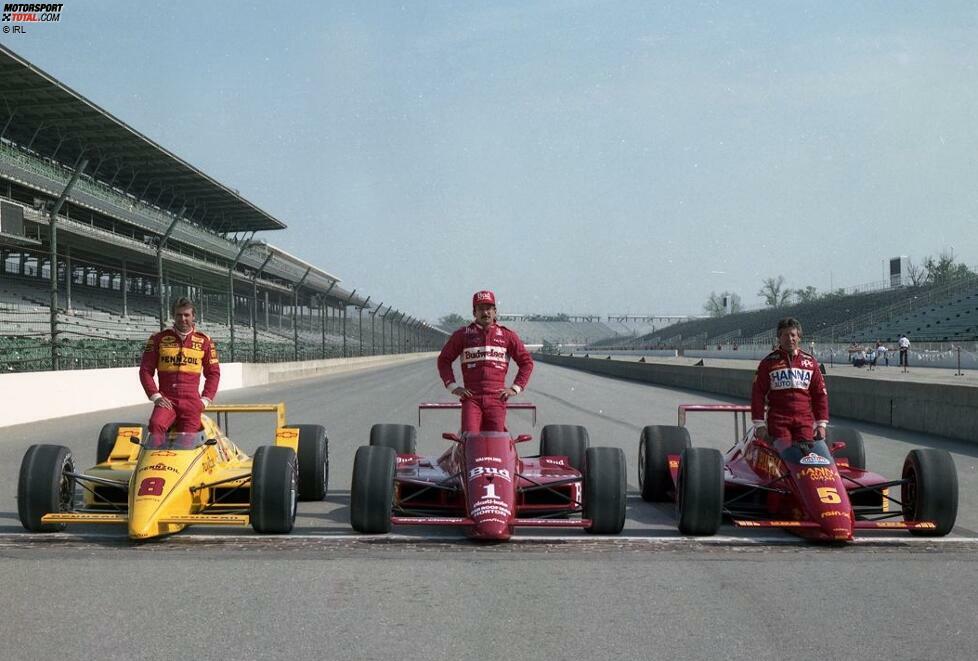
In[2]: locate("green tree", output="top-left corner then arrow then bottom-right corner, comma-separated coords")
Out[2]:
438,313 -> 467,331
703,291 -> 743,317
923,249 -> 973,285
758,276 -> 792,308
795,286 -> 818,304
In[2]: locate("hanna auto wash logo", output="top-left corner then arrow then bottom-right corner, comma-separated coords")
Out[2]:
2,3 -> 64,33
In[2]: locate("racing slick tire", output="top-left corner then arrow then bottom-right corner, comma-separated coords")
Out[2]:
902,449 -> 958,537
639,425 -> 691,502
293,424 -> 330,501
826,426 -> 865,470
370,424 -> 417,455
583,447 -> 626,534
250,445 -> 298,534
351,445 -> 396,534
18,444 -> 75,533
676,447 -> 724,536
97,422 -> 148,464
540,425 -> 589,471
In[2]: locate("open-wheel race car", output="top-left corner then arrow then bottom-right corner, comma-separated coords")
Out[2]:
349,402 -> 627,541
638,404 -> 958,541
17,404 -> 329,540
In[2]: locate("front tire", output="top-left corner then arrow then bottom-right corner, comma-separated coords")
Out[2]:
350,445 -> 396,534
584,447 -> 626,534
18,444 -> 75,532
639,425 -> 691,502
250,446 -> 298,534
540,424 -> 589,471
370,424 -> 417,454
294,424 -> 329,501
676,447 -> 724,536
902,449 -> 957,537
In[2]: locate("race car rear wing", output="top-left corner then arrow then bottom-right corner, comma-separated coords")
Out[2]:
678,403 -> 751,442
418,402 -> 537,426
203,403 -> 287,432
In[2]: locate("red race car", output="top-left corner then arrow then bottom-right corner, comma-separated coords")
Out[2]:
638,404 -> 958,542
350,402 -> 626,541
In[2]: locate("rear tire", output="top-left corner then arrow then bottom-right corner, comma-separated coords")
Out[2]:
351,445 -> 396,533
97,423 -> 147,464
369,424 -> 416,454
18,444 -> 75,533
826,426 -> 866,470
584,447 -> 626,534
639,425 -> 691,502
250,446 -> 298,534
676,447 -> 724,536
540,424 -> 589,471
294,424 -> 329,501
902,449 -> 957,537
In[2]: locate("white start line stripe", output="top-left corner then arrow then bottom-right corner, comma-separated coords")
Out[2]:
0,532 -> 977,545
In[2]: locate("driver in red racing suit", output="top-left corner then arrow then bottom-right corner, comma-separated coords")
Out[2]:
139,297 -> 220,435
437,290 -> 533,432
751,317 -> 828,442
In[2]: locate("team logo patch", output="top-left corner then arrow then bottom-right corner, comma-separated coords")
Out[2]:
461,346 -> 508,365
769,368 -> 813,390
800,452 -> 831,466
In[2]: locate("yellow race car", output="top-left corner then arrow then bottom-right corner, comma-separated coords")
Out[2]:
17,404 -> 329,540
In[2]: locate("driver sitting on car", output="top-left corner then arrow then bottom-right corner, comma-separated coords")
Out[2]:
751,317 -> 828,442
139,297 -> 220,436
437,290 -> 533,433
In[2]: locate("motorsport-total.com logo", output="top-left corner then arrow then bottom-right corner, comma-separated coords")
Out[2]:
2,3 -> 64,33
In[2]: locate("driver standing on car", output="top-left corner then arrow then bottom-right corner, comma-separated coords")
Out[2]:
139,297 -> 220,435
751,317 -> 828,442
437,290 -> 533,432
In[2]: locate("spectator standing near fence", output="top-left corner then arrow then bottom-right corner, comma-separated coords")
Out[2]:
898,334 -> 910,368
876,341 -> 888,367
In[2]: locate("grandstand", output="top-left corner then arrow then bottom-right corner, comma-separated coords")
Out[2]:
496,314 -> 684,346
0,45 -> 444,372
587,276 -> 978,350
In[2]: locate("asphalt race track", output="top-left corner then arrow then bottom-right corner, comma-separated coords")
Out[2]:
1,360 -> 977,660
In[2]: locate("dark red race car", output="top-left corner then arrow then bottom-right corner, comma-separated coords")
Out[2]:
638,404 -> 958,542
350,402 -> 626,541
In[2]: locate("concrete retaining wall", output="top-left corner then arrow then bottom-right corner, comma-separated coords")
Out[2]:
535,353 -> 978,442
0,352 -> 436,428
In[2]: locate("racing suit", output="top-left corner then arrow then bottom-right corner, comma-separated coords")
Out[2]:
437,322 -> 533,432
750,348 -> 828,442
139,327 -> 220,435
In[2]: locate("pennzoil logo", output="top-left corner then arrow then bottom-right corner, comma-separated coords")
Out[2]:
820,510 -> 847,519
796,467 -> 839,482
139,463 -> 179,474
150,450 -> 177,457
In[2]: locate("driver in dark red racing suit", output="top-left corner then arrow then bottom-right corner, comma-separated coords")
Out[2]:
751,317 -> 828,442
437,290 -> 533,432
139,297 -> 220,435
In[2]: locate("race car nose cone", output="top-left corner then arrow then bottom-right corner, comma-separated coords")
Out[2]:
470,519 -> 512,541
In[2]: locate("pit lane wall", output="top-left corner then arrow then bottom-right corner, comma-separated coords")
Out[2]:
0,352 -> 436,428
534,353 -> 978,443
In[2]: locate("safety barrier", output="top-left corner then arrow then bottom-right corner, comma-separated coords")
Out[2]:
534,353 -> 978,443
0,352 -> 436,428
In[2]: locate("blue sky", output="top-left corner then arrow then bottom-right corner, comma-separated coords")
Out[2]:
4,1 -> 978,319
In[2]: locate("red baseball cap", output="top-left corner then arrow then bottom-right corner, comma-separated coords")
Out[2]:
472,290 -> 496,307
